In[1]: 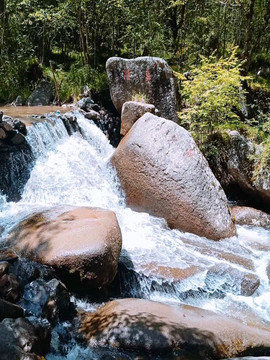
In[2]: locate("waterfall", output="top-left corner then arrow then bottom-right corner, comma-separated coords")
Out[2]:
0,112 -> 269,329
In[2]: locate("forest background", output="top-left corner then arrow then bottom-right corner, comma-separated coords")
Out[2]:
1,0 -> 270,168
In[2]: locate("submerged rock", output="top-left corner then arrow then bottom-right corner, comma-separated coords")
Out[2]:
231,206 -> 270,229
81,298 -> 270,358
112,113 -> 236,240
121,101 -> 156,136
3,317 -> 51,355
205,263 -> 260,296
7,206 -> 122,289
106,56 -> 178,121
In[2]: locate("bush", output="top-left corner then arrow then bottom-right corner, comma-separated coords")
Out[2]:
177,47 -> 247,142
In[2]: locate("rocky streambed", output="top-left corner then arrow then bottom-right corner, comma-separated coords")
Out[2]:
0,56 -> 269,360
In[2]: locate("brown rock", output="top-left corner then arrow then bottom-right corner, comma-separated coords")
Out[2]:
7,206 -> 122,289
80,298 -> 270,358
121,101 -> 155,136
0,261 -> 9,277
0,128 -> 7,139
0,274 -> 20,302
140,262 -> 203,284
2,122 -> 13,132
106,56 -> 178,121
112,113 -> 236,240
231,205 -> 270,229
0,249 -> 18,262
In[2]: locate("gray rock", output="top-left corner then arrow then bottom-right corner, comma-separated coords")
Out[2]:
84,110 -> 101,121
27,80 -> 54,106
106,56 -> 178,121
77,97 -> 99,112
207,130 -> 270,206
14,96 -> 23,106
205,263 -> 260,296
121,101 -> 155,135
111,113 -> 236,240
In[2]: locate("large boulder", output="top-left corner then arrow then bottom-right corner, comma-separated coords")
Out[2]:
231,205 -> 270,229
27,79 -> 54,106
106,56 -> 178,122
80,298 -> 270,358
206,130 -> 270,208
7,206 -> 122,289
111,113 -> 236,240
121,101 -> 156,136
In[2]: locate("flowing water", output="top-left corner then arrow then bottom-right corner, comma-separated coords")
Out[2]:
0,110 -> 269,359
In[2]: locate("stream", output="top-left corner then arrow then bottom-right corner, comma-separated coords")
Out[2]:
0,108 -> 269,359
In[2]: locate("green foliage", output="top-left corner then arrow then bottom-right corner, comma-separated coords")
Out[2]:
44,62 -> 108,101
178,48 -> 247,140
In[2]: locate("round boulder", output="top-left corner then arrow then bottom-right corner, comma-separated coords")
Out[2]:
112,113 -> 236,240
7,206 -> 122,289
80,298 -> 270,358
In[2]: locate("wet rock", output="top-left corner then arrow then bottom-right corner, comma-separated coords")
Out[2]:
9,258 -> 56,288
0,274 -> 20,302
8,206 -> 122,289
0,298 -> 24,320
0,261 -> 9,277
0,322 -> 35,360
77,97 -> 100,112
27,79 -> 54,106
0,111 -> 3,121
106,56 -> 178,121
19,278 -> 73,323
3,317 -> 51,355
84,110 -> 101,121
120,101 -> 155,136
81,298 -> 270,358
0,141 -> 33,201
112,113 -> 236,240
10,130 -> 26,145
205,263 -> 260,296
231,206 -> 270,229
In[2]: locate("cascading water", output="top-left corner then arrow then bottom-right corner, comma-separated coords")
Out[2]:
0,111 -> 269,359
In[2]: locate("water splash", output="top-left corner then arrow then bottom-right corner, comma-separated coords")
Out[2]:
0,112 -> 269,326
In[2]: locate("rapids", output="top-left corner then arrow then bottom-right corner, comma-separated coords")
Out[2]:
0,110 -> 269,359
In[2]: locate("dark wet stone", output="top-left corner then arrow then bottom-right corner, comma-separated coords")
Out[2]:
20,278 -> 74,324
3,317 -> 51,355
0,298 -> 24,320
0,274 -> 20,302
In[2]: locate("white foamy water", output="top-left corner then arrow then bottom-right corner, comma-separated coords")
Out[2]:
0,113 -> 269,326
